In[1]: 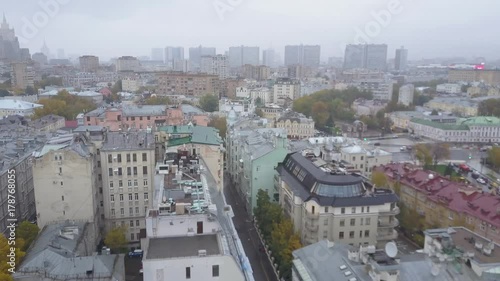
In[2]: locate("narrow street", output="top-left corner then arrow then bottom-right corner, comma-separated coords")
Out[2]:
223,173 -> 278,281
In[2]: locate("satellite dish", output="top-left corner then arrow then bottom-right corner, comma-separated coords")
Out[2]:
313,147 -> 321,157
385,242 -> 398,258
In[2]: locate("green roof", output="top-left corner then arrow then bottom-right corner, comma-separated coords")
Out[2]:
158,125 -> 221,146
411,118 -> 469,130
459,116 -> 500,126
167,136 -> 192,147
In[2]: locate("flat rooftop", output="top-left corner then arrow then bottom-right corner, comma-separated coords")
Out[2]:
146,234 -> 220,259
448,228 -> 500,264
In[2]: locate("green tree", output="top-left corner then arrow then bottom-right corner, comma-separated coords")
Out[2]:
371,171 -> 388,188
111,80 -> 122,94
208,116 -> 227,139
311,101 -> 330,128
199,94 -> 219,112
144,96 -> 170,105
254,97 -> 263,107
255,108 -> 264,117
488,147 -> 500,170
0,89 -> 10,97
254,189 -> 283,240
478,98 -> 500,117
16,221 -> 40,251
430,109 -> 439,115
104,226 -> 128,252
415,144 -> 433,168
25,86 -> 36,95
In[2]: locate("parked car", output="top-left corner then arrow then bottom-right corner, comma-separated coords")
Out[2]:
400,146 -> 407,151
128,249 -> 143,258
471,172 -> 480,179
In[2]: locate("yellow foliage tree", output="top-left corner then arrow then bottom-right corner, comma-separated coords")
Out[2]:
104,226 -> 128,252
0,235 -> 26,280
371,171 -> 388,188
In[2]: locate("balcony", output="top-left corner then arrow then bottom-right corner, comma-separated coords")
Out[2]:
380,206 -> 400,216
305,221 -> 319,232
305,211 -> 319,221
377,229 -> 398,241
377,218 -> 399,228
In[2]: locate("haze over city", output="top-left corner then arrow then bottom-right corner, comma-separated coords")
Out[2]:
1,0 -> 499,61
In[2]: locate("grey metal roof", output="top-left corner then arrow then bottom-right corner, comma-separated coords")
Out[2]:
146,235 -> 221,259
101,131 -> 155,151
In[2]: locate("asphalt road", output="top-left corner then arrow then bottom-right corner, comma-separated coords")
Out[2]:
224,173 -> 278,281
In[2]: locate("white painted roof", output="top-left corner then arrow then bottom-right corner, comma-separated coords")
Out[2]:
0,99 -> 43,110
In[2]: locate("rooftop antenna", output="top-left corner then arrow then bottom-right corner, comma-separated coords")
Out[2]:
385,241 -> 398,258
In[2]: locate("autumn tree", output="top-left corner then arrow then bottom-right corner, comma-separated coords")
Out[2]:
111,80 -> 122,94
199,94 -> 219,112
488,147 -> 500,170
254,189 -> 283,240
311,101 -> 330,128
16,221 -> 40,251
0,234 -> 26,280
144,96 -> 170,105
415,144 -> 433,168
270,219 -> 302,280
415,143 -> 449,168
208,116 -> 227,139
104,226 -> 128,252
255,108 -> 264,117
371,171 -> 388,188
33,90 -> 97,120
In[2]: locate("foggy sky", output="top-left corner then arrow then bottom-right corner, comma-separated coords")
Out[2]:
2,0 -> 499,61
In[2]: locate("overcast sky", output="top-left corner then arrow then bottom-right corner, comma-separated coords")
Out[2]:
2,0 -> 499,62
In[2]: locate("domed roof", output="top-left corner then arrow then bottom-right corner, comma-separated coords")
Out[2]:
227,107 -> 237,125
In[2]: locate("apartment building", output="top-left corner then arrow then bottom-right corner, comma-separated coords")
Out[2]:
32,134 -> 101,231
448,69 -> 500,85
276,152 -> 399,247
409,116 -> 500,143
200,55 -> 229,79
228,45 -> 260,68
79,55 -> 99,72
275,111 -> 315,140
85,104 -> 183,131
378,163 -> 500,244
241,64 -> 270,81
226,124 -> 288,213
156,72 -> 221,97
100,131 -> 155,243
11,62 -> 35,89
436,83 -> 462,94
273,78 -> 301,103
250,87 -> 272,104
284,45 -> 321,67
116,56 -> 140,72
340,146 -> 392,178
29,114 -> 65,133
398,84 -> 415,106
351,99 -> 387,116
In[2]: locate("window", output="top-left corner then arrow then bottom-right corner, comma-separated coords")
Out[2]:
111,209 -> 115,215
360,230 -> 363,238
126,154 -> 131,162
349,231 -> 355,238
360,218 -> 364,225
97,161 -> 100,168
135,193 -> 139,200
144,179 -> 148,186
134,179 -> 138,186
117,154 -> 122,163
340,219 -> 345,227
118,167 -> 122,175
119,180 -> 123,187
61,196 -> 64,201
119,194 -> 124,201
350,219 -> 355,226
324,219 -> 328,226
108,155 -> 112,163
143,166 -> 148,175
129,194 -> 133,200
131,233 -> 135,240
325,207 -> 329,213
133,153 -> 137,162
142,153 -> 147,161
365,230 -> 370,237
130,220 -> 134,227
127,167 -> 131,176
361,156 -> 364,160
59,167 -> 62,174
110,195 -> 115,202
341,208 -> 345,214
128,180 -> 132,187
212,265 -> 219,277
361,206 -> 364,213
108,168 -> 113,176
135,207 -> 139,214
339,232 -> 344,239
133,167 -> 137,175
366,218 -> 371,225
367,206 -> 370,212
144,193 -> 149,200
186,267 -> 191,279
129,207 -> 133,214
136,220 -> 139,227
120,208 -> 124,215
351,207 -> 356,214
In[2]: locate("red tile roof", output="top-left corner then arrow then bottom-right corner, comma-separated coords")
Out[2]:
379,163 -> 500,227
65,120 -> 78,128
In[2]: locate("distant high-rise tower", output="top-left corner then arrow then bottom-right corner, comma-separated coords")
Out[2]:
41,40 -> 50,58
227,46 -> 260,68
189,45 -> 216,69
284,45 -> 320,67
0,13 -> 22,61
151,48 -> 164,62
164,47 -> 184,68
263,49 -> 276,68
395,46 -> 408,71
200,55 -> 228,79
343,44 -> 388,70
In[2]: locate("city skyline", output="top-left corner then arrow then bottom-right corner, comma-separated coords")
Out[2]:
1,0 -> 499,61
